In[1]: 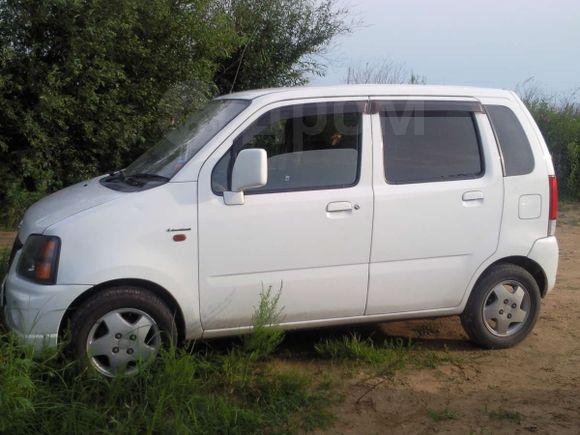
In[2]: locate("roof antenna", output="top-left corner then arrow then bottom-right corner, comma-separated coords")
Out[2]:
230,28 -> 259,94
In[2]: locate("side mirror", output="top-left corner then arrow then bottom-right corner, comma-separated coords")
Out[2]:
223,148 -> 268,205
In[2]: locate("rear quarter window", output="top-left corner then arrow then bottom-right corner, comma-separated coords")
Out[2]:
486,105 -> 535,176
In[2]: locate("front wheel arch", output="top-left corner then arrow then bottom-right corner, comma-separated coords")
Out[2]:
59,278 -> 186,345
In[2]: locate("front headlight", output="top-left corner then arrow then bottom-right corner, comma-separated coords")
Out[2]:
17,235 -> 61,285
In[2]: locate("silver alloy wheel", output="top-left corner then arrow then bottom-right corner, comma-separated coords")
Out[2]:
482,280 -> 530,337
86,308 -> 161,377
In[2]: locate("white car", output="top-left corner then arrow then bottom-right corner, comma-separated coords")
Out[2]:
1,85 -> 559,377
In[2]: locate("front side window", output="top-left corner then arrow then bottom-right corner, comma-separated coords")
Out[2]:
379,101 -> 484,184
212,102 -> 364,194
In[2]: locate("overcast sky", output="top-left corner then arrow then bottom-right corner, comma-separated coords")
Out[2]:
310,0 -> 580,96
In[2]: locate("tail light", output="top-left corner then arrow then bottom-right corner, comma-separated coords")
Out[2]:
17,235 -> 61,284
548,176 -> 558,236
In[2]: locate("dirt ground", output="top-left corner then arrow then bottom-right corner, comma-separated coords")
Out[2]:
1,204 -> 578,434
313,203 -> 580,435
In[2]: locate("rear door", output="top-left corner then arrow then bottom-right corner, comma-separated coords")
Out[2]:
366,99 -> 504,315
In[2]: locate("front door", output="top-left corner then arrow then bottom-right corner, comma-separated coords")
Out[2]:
197,100 -> 374,331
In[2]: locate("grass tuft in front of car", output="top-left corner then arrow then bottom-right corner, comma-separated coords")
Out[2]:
315,332 -> 410,376
0,289 -> 337,434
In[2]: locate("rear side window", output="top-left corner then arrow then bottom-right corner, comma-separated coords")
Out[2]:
379,101 -> 484,184
486,105 -> 535,176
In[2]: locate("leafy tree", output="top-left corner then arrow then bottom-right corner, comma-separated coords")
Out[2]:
0,0 -> 350,226
0,0 -> 239,225
213,0 -> 349,93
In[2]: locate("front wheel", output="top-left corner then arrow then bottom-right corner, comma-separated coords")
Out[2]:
69,286 -> 177,377
461,264 -> 541,349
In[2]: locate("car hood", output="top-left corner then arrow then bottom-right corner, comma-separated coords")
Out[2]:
19,176 -> 123,240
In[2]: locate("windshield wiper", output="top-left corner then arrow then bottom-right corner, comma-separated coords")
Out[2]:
125,173 -> 169,181
124,173 -> 169,186
100,171 -> 168,192
108,169 -> 126,180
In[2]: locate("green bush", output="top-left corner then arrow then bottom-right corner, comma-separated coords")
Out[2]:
520,85 -> 580,200
566,141 -> 580,196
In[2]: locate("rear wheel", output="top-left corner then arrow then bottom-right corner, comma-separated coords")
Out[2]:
69,286 -> 177,377
461,264 -> 541,349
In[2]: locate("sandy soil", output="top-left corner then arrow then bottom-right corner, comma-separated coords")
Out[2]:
315,204 -> 580,434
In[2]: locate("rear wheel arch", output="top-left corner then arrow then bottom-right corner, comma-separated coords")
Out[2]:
59,278 -> 186,344
470,256 -> 548,300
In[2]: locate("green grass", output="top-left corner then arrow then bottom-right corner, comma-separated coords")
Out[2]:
0,289 -> 337,434
487,408 -> 522,424
412,347 -> 464,369
314,332 -> 410,376
0,341 -> 337,434
313,331 -> 461,377
427,407 -> 457,422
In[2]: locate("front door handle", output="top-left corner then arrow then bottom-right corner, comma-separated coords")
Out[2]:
326,201 -> 355,212
462,190 -> 485,201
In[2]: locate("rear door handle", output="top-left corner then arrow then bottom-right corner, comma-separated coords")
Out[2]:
462,191 -> 484,201
326,201 -> 355,212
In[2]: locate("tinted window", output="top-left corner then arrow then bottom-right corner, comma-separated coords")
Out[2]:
486,105 -> 534,176
380,104 -> 483,184
212,102 -> 363,194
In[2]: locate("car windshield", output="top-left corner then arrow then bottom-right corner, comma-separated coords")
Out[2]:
124,99 -> 249,179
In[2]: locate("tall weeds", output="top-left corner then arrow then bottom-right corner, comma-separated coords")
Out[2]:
243,285 -> 284,361
0,288 -> 334,434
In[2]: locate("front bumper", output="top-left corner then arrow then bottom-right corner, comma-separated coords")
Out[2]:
1,265 -> 91,353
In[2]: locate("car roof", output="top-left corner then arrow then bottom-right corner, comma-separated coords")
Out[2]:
217,84 -> 516,102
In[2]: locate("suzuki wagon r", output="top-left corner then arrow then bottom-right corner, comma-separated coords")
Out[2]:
1,85 -> 559,377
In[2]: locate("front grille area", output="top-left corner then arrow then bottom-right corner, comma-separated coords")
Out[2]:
8,236 -> 23,270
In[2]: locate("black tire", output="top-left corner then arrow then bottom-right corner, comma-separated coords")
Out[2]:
461,263 -> 541,349
69,286 -> 177,377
